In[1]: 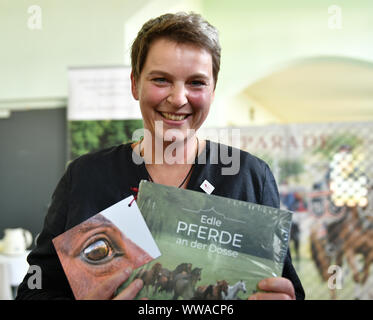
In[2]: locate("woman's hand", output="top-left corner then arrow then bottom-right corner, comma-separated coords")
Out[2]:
248,277 -> 295,300
83,267 -> 144,300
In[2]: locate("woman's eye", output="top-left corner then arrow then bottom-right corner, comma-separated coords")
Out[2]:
152,78 -> 167,83
190,80 -> 206,87
82,239 -> 112,262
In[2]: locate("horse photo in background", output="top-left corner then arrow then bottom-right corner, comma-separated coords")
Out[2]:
308,194 -> 347,300
309,197 -> 373,299
199,122 -> 373,299
307,141 -> 373,299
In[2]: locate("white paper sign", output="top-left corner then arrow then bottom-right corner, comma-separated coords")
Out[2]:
67,66 -> 142,120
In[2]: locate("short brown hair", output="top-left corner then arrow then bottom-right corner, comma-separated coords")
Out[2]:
131,12 -> 221,88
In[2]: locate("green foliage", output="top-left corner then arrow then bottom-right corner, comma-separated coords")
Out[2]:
68,119 -> 143,160
312,133 -> 362,161
279,159 -> 305,184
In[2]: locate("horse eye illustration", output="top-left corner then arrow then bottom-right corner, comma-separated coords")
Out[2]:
82,239 -> 113,263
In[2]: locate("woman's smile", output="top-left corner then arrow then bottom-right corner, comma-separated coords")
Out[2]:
159,112 -> 190,121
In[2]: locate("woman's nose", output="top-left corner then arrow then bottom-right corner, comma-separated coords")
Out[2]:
167,84 -> 188,107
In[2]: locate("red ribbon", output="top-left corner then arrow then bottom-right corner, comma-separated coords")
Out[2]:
128,187 -> 139,207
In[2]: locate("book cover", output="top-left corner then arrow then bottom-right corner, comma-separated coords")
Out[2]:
133,180 -> 293,300
52,195 -> 161,300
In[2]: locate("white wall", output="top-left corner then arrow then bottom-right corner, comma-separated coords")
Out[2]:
0,0 -> 203,115
1,0 -> 372,125
0,0 -> 151,101
201,0 -> 373,126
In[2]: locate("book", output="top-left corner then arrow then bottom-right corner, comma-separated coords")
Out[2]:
132,180 -> 293,300
52,195 -> 161,300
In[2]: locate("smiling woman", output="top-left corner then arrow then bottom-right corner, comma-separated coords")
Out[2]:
129,13 -> 221,186
16,12 -> 304,300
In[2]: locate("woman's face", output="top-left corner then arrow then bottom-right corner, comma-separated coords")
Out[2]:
53,214 -> 152,299
131,38 -> 215,143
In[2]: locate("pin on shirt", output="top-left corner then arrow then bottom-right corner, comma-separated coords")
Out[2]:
200,179 -> 215,194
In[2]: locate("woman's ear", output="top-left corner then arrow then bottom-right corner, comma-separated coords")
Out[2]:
130,71 -> 139,101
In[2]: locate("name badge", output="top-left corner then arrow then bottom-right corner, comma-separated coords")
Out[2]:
200,179 -> 215,194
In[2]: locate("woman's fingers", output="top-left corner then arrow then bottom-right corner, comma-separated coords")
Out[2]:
248,277 -> 296,300
113,278 -> 144,300
83,267 -> 133,300
248,292 -> 293,300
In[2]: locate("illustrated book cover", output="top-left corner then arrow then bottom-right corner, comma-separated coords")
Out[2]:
52,195 -> 161,300
129,180 -> 293,300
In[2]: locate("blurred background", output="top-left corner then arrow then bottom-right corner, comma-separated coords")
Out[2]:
0,0 -> 372,299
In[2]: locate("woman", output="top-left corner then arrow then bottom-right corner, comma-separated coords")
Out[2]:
16,12 -> 304,300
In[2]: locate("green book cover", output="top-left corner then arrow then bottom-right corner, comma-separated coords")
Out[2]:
132,180 -> 293,300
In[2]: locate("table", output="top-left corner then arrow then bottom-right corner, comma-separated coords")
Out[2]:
0,251 -> 30,299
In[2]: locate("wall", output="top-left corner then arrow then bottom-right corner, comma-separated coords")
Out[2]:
200,0 -> 373,127
0,0 -> 150,101
0,108 -> 67,245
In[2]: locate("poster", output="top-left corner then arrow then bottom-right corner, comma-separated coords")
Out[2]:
67,66 -> 141,121
67,66 -> 143,161
200,122 -> 373,300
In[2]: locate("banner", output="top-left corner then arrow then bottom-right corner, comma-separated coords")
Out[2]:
67,66 -> 143,161
200,122 -> 373,300
67,66 -> 141,120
